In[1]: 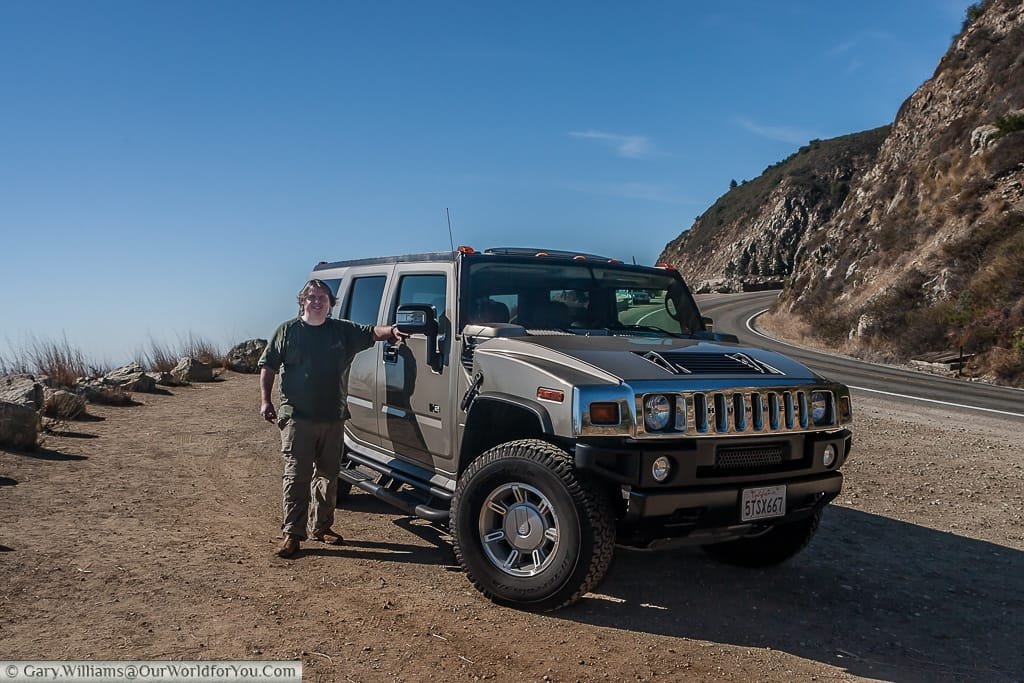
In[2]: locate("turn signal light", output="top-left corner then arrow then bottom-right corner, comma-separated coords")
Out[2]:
589,402 -> 619,425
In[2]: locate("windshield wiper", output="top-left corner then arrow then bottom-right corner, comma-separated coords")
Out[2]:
608,324 -> 685,338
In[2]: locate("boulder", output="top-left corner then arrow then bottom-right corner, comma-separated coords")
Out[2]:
0,374 -> 44,410
43,387 -> 87,419
73,379 -> 135,406
0,401 -> 40,450
971,124 -> 1001,155
855,314 -> 878,337
225,339 -> 267,373
146,371 -> 180,387
172,356 -> 214,384
104,363 -> 158,393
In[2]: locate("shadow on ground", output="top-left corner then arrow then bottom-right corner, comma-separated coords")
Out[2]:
2,446 -> 88,461
45,430 -> 99,439
555,507 -> 1022,683
300,536 -> 452,566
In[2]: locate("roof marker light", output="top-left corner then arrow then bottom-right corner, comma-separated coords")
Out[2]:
457,245 -> 476,254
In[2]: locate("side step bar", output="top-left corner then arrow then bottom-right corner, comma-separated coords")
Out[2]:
340,450 -> 451,523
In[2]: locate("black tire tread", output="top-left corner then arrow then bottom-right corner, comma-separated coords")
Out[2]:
451,438 -> 616,610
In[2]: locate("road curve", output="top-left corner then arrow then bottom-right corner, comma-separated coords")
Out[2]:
697,291 -> 1024,421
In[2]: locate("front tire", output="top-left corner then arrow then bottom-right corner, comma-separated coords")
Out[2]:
451,439 -> 615,611
701,508 -> 823,567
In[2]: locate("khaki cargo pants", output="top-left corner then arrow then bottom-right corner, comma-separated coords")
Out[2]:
279,417 -> 344,540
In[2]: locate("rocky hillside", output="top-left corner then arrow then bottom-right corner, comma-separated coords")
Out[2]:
661,0 -> 1024,384
660,127 -> 889,287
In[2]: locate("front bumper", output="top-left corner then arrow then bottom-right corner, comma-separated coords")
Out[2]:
571,431 -> 849,544
616,471 -> 843,545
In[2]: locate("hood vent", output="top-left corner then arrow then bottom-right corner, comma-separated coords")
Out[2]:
635,351 -> 784,376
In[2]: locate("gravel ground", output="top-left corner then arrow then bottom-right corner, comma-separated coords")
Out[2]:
1,372 -> 1021,682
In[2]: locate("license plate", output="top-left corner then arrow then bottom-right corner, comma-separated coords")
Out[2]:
741,485 -> 786,521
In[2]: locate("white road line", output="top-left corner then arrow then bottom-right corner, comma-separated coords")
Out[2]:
744,309 -> 1024,418
847,386 -> 1024,417
637,308 -> 661,323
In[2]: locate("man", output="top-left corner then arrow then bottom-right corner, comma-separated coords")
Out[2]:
258,278 -> 405,559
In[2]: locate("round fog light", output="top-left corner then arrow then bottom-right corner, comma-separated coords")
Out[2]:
652,456 -> 672,482
822,444 -> 837,468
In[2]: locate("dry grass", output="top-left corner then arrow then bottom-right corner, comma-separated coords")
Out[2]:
138,333 -> 227,372
0,334 -> 110,388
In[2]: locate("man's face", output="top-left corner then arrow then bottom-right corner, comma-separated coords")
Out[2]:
301,286 -> 332,323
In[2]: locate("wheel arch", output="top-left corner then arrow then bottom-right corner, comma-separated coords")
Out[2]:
459,395 -> 553,475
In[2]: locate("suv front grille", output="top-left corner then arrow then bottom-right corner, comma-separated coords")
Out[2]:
635,387 -> 835,438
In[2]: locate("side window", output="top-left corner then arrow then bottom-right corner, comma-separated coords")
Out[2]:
344,276 -> 387,325
393,274 -> 447,321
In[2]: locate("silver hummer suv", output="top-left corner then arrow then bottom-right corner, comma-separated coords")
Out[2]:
312,246 -> 853,610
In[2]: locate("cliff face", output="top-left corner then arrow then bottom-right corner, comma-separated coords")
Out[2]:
660,128 -> 888,286
660,0 -> 1024,383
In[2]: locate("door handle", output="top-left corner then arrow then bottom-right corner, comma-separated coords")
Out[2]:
383,343 -> 399,363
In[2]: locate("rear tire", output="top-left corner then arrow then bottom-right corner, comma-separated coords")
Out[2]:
451,439 -> 615,611
701,509 -> 822,567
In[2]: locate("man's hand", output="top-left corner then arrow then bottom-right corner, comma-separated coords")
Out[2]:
390,325 -> 410,344
374,324 -> 409,344
260,401 -> 277,423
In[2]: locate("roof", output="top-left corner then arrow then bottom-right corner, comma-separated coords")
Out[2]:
313,246 -> 624,271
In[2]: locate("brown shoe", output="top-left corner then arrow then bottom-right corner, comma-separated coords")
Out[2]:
276,534 -> 301,558
311,529 -> 344,545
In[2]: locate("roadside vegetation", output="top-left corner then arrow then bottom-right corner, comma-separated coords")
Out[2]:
137,333 -> 227,373
1,333 -> 227,384
0,334 -> 111,387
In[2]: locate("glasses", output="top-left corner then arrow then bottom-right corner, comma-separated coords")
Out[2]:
304,294 -> 329,303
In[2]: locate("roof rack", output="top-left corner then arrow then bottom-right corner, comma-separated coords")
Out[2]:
483,247 -> 621,263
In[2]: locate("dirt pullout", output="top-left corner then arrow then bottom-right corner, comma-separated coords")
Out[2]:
1,372 -> 1021,682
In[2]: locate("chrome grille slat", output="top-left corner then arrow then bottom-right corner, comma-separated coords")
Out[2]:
637,387 -> 837,438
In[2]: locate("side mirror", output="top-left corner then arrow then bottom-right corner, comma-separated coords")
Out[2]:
396,304 -> 438,336
701,316 -> 714,332
396,304 -> 443,373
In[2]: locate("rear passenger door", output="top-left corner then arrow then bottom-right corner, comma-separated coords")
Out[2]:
340,270 -> 389,448
378,263 -> 455,470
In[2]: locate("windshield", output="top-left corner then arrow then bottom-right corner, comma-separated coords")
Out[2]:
462,258 -> 703,336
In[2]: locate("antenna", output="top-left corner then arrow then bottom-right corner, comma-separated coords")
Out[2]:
446,208 -> 455,254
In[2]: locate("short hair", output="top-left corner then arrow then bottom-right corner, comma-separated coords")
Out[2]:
296,278 -> 337,314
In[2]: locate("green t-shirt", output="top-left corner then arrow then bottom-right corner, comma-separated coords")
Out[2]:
258,317 -> 375,421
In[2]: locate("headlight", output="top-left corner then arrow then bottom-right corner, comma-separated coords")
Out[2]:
810,391 -> 833,426
643,394 -> 671,431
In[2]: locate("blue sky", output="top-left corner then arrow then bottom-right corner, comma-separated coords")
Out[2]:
1,0 -> 975,364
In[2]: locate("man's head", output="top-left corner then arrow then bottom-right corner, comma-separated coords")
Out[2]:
297,279 -> 336,324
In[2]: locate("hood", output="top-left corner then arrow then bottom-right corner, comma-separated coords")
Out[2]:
473,333 -> 821,384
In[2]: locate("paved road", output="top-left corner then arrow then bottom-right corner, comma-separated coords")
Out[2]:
697,291 -> 1024,421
